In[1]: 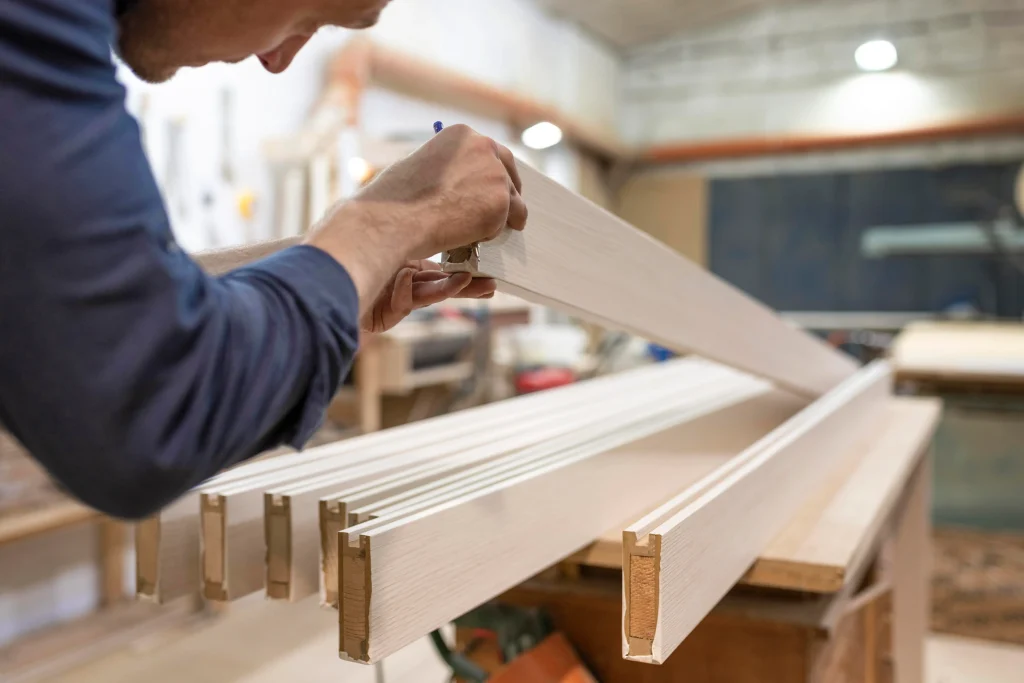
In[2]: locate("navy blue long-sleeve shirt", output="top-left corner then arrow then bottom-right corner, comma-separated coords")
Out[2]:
0,0 -> 360,519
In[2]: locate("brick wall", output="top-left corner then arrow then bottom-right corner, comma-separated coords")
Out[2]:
622,0 -> 1024,144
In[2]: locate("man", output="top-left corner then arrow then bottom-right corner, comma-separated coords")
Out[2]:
0,0 -> 528,519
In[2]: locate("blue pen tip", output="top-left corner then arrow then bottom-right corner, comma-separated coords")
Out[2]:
433,121 -> 444,134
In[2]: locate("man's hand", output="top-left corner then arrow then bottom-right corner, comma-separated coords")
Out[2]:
305,125 -> 526,316
362,260 -> 497,334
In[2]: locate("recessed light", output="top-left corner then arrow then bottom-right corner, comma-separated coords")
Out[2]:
347,157 -> 372,184
855,40 -> 898,72
521,122 -> 563,150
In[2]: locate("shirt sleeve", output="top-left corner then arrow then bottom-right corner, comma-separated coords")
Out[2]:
0,0 -> 360,519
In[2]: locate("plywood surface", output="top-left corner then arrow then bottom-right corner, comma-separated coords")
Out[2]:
744,397 -> 941,592
892,321 -> 1024,384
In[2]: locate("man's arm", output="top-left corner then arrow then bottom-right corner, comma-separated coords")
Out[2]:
0,0 -> 359,519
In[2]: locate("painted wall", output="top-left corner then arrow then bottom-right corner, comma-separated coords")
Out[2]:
121,0 -> 621,253
709,159 -> 1024,317
622,0 -> 1024,145
618,171 -> 709,266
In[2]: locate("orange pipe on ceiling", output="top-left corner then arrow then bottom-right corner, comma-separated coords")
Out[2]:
329,38 -> 1024,165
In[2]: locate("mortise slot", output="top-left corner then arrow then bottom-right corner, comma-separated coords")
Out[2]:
265,494 -> 292,600
201,495 -> 227,602
320,501 -> 345,607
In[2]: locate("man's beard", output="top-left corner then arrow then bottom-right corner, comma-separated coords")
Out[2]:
116,1 -> 187,83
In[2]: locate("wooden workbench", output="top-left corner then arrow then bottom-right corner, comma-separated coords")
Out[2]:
892,321 -> 1024,393
0,430 -> 127,610
481,399 -> 940,683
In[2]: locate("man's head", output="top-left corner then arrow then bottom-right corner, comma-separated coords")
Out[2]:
117,0 -> 391,83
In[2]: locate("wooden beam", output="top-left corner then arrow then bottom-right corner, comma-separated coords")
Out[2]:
622,361 -> 892,665
642,113 -> 1024,164
330,38 -> 627,161
337,379 -> 778,664
193,236 -> 302,276
444,164 -> 856,399
0,501 -> 97,547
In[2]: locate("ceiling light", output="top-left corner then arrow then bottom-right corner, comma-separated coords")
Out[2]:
855,40 -> 898,72
347,157 -> 372,184
521,122 -> 563,150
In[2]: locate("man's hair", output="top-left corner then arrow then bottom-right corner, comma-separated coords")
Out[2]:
116,0 -> 140,16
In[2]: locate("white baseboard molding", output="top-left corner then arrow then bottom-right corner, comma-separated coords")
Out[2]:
337,378 -> 775,664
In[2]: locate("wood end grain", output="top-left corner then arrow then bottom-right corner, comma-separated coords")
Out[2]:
265,494 -> 292,601
629,555 -> 659,639
339,533 -> 372,662
624,532 -> 661,658
200,494 -> 227,601
320,500 -> 345,607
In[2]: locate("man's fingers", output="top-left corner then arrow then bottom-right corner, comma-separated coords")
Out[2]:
411,259 -> 444,273
411,273 -> 472,307
491,140 -> 522,194
390,267 -> 416,315
507,187 -> 528,231
412,269 -> 450,282
455,278 -> 497,299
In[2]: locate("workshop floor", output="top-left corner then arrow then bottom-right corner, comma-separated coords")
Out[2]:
33,596 -> 450,683
24,603 -> 1024,683
927,634 -> 1024,683
932,527 -> 1024,647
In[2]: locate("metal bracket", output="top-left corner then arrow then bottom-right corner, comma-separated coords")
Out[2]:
442,244 -> 481,274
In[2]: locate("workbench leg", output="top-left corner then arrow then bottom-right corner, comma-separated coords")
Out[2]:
892,455 -> 932,683
98,519 -> 127,608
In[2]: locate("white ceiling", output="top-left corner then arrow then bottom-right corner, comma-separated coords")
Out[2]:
534,0 -> 784,48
